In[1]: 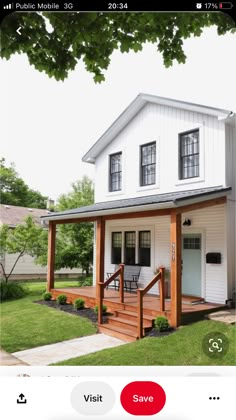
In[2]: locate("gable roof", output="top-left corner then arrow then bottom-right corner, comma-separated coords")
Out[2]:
0,204 -> 50,228
42,186 -> 231,222
82,93 -> 234,164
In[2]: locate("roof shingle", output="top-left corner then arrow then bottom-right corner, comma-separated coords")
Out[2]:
0,205 -> 50,227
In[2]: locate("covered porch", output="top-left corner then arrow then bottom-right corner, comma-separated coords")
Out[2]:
44,187 -> 229,340
49,285 -> 225,340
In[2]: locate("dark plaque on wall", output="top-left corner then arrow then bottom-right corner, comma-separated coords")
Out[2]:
206,253 -> 221,264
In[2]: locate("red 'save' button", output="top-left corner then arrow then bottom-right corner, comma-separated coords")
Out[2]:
120,381 -> 166,415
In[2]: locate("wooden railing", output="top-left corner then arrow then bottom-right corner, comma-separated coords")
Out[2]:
97,263 -> 124,324
137,266 -> 165,339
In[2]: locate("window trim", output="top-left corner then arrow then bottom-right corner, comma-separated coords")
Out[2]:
110,229 -> 152,267
179,129 -> 200,180
109,152 -> 122,192
140,141 -> 156,187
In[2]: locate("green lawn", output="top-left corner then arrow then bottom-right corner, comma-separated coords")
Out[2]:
53,320 -> 236,366
0,280 -> 96,353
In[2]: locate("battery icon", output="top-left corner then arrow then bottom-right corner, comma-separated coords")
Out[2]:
219,2 -> 233,8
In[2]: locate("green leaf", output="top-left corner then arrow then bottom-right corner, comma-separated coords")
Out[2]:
1,12 -> 234,81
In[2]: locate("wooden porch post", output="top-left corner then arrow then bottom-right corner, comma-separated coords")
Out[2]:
159,266 -> 165,312
96,217 -> 105,324
119,263 -> 124,303
137,289 -> 143,339
170,211 -> 182,327
47,221 -> 56,292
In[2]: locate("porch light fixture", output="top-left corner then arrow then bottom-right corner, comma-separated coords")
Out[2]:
183,218 -> 191,226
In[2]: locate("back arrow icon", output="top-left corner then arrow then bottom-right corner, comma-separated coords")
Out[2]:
16,27 -> 21,35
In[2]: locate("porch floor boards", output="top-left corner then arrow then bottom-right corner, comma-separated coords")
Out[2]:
50,286 -> 224,315
51,286 -> 226,341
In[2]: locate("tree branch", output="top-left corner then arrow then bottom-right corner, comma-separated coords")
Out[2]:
0,262 -> 7,282
5,251 -> 25,282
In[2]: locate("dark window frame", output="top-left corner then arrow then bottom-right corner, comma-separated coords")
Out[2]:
140,141 -> 156,186
139,230 -> 151,267
109,152 -> 122,192
124,231 -> 136,265
111,232 -> 122,264
179,129 -> 200,180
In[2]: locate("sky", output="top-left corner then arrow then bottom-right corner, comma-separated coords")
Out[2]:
1,18 -> 236,202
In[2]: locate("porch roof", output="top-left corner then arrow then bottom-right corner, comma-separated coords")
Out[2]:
41,186 -> 231,222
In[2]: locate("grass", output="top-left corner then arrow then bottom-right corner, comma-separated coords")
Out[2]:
24,278 -> 92,296
0,279 -> 96,353
1,279 -> 235,366
53,320 -> 236,366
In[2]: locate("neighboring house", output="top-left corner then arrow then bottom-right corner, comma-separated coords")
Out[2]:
43,94 -> 236,329
0,204 -> 81,279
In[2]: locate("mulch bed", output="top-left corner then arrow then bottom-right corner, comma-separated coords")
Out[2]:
35,300 -> 176,338
34,300 -> 109,325
146,327 -> 176,337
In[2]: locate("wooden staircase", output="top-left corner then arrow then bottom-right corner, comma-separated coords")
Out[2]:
98,308 -> 154,342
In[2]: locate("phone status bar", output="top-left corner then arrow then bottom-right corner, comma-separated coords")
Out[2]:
0,1 -> 235,13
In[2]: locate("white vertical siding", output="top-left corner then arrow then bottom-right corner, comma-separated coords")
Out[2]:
95,103 -> 226,203
104,216 -> 170,294
102,204 -> 227,304
225,123 -> 236,200
182,204 -> 227,304
225,119 -> 235,300
226,200 -> 236,298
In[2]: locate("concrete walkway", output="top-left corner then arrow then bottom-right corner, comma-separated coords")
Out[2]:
207,308 -> 236,325
0,348 -> 28,366
11,334 -> 126,366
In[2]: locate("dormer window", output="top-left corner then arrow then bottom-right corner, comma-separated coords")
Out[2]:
109,152 -> 122,192
179,129 -> 199,179
140,142 -> 156,186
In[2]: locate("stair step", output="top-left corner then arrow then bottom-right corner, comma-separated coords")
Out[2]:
116,310 -> 154,323
98,324 -> 138,342
122,303 -> 164,318
109,316 -> 152,331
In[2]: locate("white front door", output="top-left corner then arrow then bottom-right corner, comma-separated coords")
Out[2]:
182,234 -> 202,297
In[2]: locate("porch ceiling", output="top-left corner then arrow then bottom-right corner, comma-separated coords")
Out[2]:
41,186 -> 231,223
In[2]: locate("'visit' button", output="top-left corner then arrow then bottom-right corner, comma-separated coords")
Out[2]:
120,381 -> 166,415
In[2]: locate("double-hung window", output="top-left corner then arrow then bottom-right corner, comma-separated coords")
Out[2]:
140,142 -> 156,186
179,130 -> 199,179
109,152 -> 122,192
111,230 -> 151,266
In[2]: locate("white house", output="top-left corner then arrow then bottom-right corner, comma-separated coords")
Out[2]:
43,94 -> 235,332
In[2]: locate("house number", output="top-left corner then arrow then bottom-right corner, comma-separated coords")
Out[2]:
172,242 -> 175,261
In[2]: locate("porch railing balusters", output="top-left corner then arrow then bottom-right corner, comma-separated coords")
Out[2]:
98,263 -> 124,324
137,266 -> 165,339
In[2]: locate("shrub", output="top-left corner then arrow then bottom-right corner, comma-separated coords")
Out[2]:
78,277 -> 92,287
154,316 -> 169,332
0,281 -> 28,302
56,294 -> 67,305
42,292 -> 52,301
74,298 -> 85,310
94,304 -> 107,314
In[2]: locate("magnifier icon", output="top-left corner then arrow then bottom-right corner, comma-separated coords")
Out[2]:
212,342 -> 220,350
204,333 -> 228,357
